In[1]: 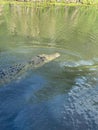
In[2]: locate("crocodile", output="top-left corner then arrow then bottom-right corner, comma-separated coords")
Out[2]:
0,53 -> 60,85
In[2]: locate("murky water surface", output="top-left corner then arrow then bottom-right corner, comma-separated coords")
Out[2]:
0,5 -> 98,130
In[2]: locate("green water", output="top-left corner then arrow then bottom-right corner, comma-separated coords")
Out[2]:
1,6 -> 98,58
0,5 -> 98,130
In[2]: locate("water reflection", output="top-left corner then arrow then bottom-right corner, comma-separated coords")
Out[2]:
0,60 -> 98,130
0,4 -> 98,130
0,5 -> 98,59
31,60 -> 98,102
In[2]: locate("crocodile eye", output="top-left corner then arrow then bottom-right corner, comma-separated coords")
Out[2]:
29,60 -> 34,64
37,55 -> 46,61
40,56 -> 46,61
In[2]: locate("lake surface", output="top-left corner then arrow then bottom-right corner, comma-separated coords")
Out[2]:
0,4 -> 98,130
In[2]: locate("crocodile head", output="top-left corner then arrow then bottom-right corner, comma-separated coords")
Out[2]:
30,53 -> 60,67
39,53 -> 60,63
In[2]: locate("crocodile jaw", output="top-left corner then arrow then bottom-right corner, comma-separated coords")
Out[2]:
29,53 -> 60,68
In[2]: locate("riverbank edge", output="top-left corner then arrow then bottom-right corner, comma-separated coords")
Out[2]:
0,1 -> 98,7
